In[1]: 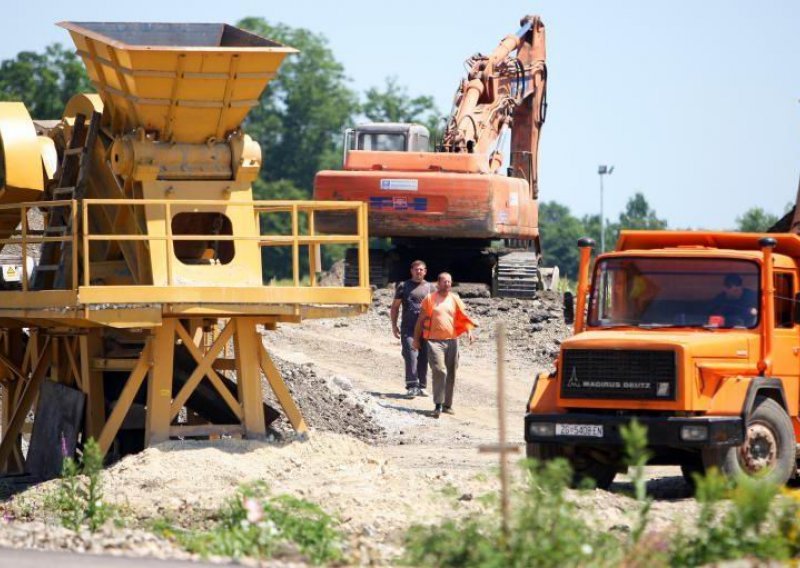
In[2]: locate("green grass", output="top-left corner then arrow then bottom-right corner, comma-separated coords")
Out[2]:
155,482 -> 343,565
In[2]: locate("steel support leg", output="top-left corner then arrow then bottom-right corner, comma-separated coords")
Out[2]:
234,318 -> 266,440
145,320 -> 176,446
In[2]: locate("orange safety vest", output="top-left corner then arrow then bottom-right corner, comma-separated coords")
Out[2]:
420,292 -> 477,339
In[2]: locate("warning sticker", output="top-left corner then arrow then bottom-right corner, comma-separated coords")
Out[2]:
2,265 -> 20,282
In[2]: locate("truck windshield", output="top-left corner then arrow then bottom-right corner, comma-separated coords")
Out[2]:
357,132 -> 406,151
588,257 -> 760,329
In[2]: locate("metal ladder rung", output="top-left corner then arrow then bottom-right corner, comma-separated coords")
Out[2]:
63,147 -> 84,156
52,186 -> 76,195
34,264 -> 60,272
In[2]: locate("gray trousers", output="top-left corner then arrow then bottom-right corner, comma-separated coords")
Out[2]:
401,331 -> 428,389
427,339 -> 459,407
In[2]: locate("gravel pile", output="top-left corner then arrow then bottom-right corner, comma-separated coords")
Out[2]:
263,356 -> 386,443
463,289 -> 570,373
0,520 -> 192,560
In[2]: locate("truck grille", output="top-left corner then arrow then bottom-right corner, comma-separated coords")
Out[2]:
560,349 -> 677,400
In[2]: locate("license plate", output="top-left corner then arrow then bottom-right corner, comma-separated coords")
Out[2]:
555,423 -> 604,438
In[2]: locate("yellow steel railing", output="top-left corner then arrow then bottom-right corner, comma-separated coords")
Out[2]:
0,199 -> 369,302
0,200 -> 78,292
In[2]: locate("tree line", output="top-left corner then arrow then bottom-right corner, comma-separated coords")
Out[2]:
540,197 -> 787,280
0,18 -> 788,281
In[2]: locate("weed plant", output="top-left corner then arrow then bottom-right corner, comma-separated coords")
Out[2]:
621,420 -> 652,546
670,471 -> 800,566
46,438 -> 110,532
403,421 -> 800,567
161,482 -> 343,565
404,457 -> 622,567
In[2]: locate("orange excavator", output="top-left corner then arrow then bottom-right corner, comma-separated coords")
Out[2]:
314,15 -> 556,297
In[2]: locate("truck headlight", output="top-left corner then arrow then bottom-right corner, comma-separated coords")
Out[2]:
529,422 -> 555,437
680,425 -> 708,441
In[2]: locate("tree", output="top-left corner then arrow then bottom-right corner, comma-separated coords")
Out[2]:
238,18 -> 359,193
538,202 -> 586,281
618,192 -> 668,231
735,207 -> 779,232
589,192 -> 668,250
0,44 -> 91,119
580,213 -> 620,254
362,76 -> 443,146
253,178 -> 346,281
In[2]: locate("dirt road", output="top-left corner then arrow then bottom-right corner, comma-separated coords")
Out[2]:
256,288 -> 699,558
1,287 -> 698,564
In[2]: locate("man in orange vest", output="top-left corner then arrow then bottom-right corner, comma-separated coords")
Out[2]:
412,272 -> 476,418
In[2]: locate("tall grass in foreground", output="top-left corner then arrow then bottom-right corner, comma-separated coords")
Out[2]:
404,421 -> 800,567
45,438 -> 111,532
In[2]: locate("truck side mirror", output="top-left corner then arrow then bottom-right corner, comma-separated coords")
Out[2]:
563,291 -> 575,325
794,292 -> 800,324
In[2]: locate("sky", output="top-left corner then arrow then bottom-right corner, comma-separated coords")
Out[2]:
1,0 -> 798,230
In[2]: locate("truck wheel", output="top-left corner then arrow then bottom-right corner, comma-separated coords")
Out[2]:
702,397 -> 796,485
527,443 -> 618,490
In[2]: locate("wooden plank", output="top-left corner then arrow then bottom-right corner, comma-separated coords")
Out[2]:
25,381 -> 85,479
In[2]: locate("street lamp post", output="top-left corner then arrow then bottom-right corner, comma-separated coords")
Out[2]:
598,165 -> 614,252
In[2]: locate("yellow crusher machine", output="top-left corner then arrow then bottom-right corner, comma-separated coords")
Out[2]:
0,22 -> 371,474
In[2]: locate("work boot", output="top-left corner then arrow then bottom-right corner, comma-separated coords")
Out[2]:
432,404 -> 443,418
442,406 -> 454,415
406,387 -> 417,398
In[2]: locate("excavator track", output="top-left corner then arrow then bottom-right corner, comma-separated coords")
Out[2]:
344,248 -> 387,288
494,251 -> 541,298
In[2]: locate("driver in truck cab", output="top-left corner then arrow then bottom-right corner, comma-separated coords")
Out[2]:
708,273 -> 758,327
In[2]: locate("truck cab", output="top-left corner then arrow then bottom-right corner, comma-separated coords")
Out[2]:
526,231 -> 800,488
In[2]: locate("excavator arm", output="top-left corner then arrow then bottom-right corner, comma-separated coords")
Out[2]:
440,16 -> 547,198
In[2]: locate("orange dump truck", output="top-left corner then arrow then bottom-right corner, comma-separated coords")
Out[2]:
526,231 -> 800,488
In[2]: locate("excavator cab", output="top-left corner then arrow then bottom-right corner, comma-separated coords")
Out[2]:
342,123 -> 430,164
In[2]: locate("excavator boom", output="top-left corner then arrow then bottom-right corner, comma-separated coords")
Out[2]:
442,15 -> 547,198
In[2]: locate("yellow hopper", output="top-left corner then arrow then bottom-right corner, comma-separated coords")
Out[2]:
59,22 -> 296,143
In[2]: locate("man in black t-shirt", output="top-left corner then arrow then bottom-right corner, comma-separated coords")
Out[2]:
709,273 -> 758,327
391,260 -> 436,397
